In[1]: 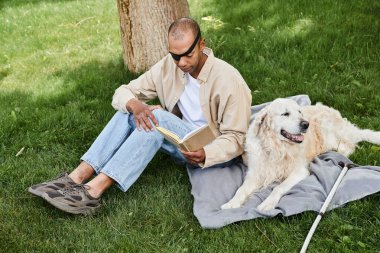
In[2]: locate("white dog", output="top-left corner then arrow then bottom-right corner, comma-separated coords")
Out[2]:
221,98 -> 380,211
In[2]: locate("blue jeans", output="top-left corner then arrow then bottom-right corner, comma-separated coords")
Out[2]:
81,109 -> 197,191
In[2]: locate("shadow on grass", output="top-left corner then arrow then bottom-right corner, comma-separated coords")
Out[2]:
0,55 -> 182,190
0,57 -> 137,169
196,0 -> 380,114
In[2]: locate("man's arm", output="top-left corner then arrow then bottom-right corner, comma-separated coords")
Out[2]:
179,80 -> 251,167
202,79 -> 252,168
112,58 -> 164,113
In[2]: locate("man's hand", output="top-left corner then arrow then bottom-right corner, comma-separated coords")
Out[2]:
180,148 -> 206,164
127,99 -> 161,131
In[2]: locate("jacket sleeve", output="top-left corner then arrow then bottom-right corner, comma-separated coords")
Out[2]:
111,61 -> 162,113
201,78 -> 252,168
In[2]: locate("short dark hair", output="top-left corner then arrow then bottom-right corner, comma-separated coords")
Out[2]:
168,17 -> 201,40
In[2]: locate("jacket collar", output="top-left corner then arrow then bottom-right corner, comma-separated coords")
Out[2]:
197,47 -> 214,83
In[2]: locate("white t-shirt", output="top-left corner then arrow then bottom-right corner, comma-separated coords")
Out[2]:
177,73 -> 207,128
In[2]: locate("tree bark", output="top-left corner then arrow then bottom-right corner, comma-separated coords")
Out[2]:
117,0 -> 190,73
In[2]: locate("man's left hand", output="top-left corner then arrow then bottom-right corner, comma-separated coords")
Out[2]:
180,148 -> 206,164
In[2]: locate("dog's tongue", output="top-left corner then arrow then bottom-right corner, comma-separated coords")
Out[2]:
291,134 -> 304,142
282,130 -> 304,142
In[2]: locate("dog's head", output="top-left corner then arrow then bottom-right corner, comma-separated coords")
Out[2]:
251,98 -> 309,144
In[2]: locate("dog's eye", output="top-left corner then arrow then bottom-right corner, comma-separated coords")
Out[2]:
281,112 -> 290,117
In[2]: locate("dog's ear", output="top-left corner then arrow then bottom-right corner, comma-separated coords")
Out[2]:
250,107 -> 268,136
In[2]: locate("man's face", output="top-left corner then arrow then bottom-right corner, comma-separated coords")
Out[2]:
168,30 -> 205,75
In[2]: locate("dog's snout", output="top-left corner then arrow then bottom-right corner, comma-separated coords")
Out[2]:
300,120 -> 309,130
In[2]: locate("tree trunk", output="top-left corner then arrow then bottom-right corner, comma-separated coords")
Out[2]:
117,0 -> 190,73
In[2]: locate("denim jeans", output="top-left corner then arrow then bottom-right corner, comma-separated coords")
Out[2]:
81,109 -> 198,191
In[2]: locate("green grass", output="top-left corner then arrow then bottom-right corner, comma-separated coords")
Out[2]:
1,0 -> 380,252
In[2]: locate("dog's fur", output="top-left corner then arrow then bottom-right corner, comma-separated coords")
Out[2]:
221,98 -> 380,211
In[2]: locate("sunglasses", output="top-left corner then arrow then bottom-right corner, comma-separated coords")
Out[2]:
169,30 -> 201,61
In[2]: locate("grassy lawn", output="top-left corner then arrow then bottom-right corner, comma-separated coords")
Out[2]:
1,0 -> 379,252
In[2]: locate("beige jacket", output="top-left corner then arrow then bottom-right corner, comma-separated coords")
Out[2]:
112,48 -> 252,168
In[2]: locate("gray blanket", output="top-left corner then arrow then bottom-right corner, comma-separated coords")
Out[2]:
187,95 -> 380,229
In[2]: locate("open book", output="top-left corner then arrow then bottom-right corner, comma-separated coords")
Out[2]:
155,124 -> 216,152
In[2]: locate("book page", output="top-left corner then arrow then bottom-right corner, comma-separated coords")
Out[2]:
180,125 -> 216,151
156,125 -> 216,151
155,126 -> 181,146
182,124 -> 208,141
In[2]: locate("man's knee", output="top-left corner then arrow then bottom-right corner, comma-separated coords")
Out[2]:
115,110 -> 130,119
109,111 -> 131,125
151,109 -> 172,123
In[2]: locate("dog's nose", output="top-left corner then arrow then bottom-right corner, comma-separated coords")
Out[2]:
300,120 -> 309,130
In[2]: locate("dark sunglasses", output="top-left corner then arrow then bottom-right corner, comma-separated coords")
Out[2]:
169,30 -> 201,61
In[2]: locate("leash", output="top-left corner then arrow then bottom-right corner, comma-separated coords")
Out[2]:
300,162 -> 358,253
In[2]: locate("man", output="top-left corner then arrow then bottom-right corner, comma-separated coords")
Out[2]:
28,17 -> 252,215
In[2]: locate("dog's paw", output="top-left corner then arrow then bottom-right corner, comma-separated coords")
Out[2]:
257,199 -> 277,212
221,201 -> 241,210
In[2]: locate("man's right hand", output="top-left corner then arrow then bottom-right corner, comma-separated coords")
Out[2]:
126,99 -> 159,131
